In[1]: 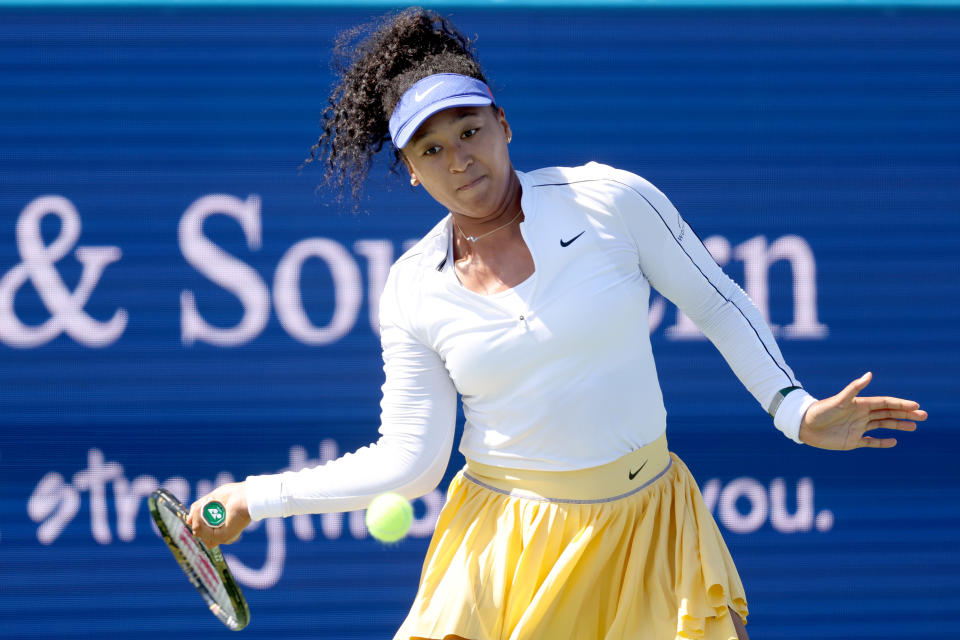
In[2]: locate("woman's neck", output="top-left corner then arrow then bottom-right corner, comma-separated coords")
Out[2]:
451,172 -> 523,260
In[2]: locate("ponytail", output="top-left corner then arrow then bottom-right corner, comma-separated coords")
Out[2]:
304,8 -> 489,209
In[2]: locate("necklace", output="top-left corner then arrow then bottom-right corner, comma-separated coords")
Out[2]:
455,209 -> 523,243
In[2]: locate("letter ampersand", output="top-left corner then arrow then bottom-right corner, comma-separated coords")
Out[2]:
0,196 -> 127,348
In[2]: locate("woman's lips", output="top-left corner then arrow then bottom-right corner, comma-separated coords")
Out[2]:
458,176 -> 486,191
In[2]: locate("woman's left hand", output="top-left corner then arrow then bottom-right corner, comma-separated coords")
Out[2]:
799,372 -> 927,450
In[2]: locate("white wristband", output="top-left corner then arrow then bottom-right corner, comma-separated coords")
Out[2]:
773,389 -> 818,444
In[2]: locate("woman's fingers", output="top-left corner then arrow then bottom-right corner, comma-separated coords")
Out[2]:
801,375 -> 925,451
195,528 -> 214,548
859,436 -> 898,448
839,372 -> 873,402
862,399 -> 927,431
188,506 -> 211,544
860,396 -> 923,412
200,526 -> 230,548
188,497 -> 221,547
191,516 -> 232,548
186,483 -> 250,549
866,418 -> 918,431
187,503 -> 202,533
867,407 -> 926,421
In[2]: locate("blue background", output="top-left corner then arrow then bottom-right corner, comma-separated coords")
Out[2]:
0,5 -> 958,639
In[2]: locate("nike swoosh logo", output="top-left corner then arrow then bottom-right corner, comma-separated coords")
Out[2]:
415,81 -> 444,102
560,231 -> 585,247
628,460 -> 648,480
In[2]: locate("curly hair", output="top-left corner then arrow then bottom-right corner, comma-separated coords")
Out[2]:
304,7 -> 490,209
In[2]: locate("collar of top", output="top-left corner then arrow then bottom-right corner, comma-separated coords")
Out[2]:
388,73 -> 495,149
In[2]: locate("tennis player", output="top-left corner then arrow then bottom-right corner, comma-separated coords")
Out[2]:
187,9 -> 926,640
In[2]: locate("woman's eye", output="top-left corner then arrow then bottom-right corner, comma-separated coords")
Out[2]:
423,146 -> 440,156
462,128 -> 478,139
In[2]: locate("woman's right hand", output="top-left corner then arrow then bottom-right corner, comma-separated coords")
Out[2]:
186,481 -> 252,549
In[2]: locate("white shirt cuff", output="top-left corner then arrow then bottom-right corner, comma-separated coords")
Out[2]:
244,474 -> 285,521
773,389 -> 818,444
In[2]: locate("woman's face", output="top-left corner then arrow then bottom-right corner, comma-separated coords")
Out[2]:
402,106 -> 515,220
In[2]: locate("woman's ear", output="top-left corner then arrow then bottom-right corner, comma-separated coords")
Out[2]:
497,107 -> 512,144
401,153 -> 420,187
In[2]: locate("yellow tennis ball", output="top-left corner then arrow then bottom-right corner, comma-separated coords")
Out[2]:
365,493 -> 413,543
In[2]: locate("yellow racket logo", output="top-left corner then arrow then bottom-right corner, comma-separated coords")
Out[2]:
202,501 -> 227,528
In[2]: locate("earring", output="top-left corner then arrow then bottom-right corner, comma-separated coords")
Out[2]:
507,135 -> 512,143
410,177 -> 418,186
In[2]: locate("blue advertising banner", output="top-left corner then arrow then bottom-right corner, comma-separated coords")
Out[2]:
0,6 -> 957,640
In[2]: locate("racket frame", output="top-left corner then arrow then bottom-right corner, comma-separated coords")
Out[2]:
148,488 -> 251,631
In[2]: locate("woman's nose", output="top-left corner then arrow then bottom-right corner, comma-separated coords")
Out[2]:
449,142 -> 473,173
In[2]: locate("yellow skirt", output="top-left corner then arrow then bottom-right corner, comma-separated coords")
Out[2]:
395,434 -> 748,640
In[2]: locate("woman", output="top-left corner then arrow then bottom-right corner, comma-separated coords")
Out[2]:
187,9 -> 926,640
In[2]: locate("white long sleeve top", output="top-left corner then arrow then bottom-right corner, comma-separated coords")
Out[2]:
245,163 -> 815,520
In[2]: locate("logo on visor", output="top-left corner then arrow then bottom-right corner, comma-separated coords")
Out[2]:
415,81 -> 445,102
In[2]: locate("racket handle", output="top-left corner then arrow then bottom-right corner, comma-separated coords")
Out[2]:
201,501 -> 227,529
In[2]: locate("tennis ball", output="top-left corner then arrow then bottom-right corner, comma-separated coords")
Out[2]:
365,493 -> 413,543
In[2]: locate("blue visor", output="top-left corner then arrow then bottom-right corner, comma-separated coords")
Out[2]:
388,74 -> 494,149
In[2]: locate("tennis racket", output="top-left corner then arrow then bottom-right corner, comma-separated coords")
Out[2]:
148,488 -> 251,631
